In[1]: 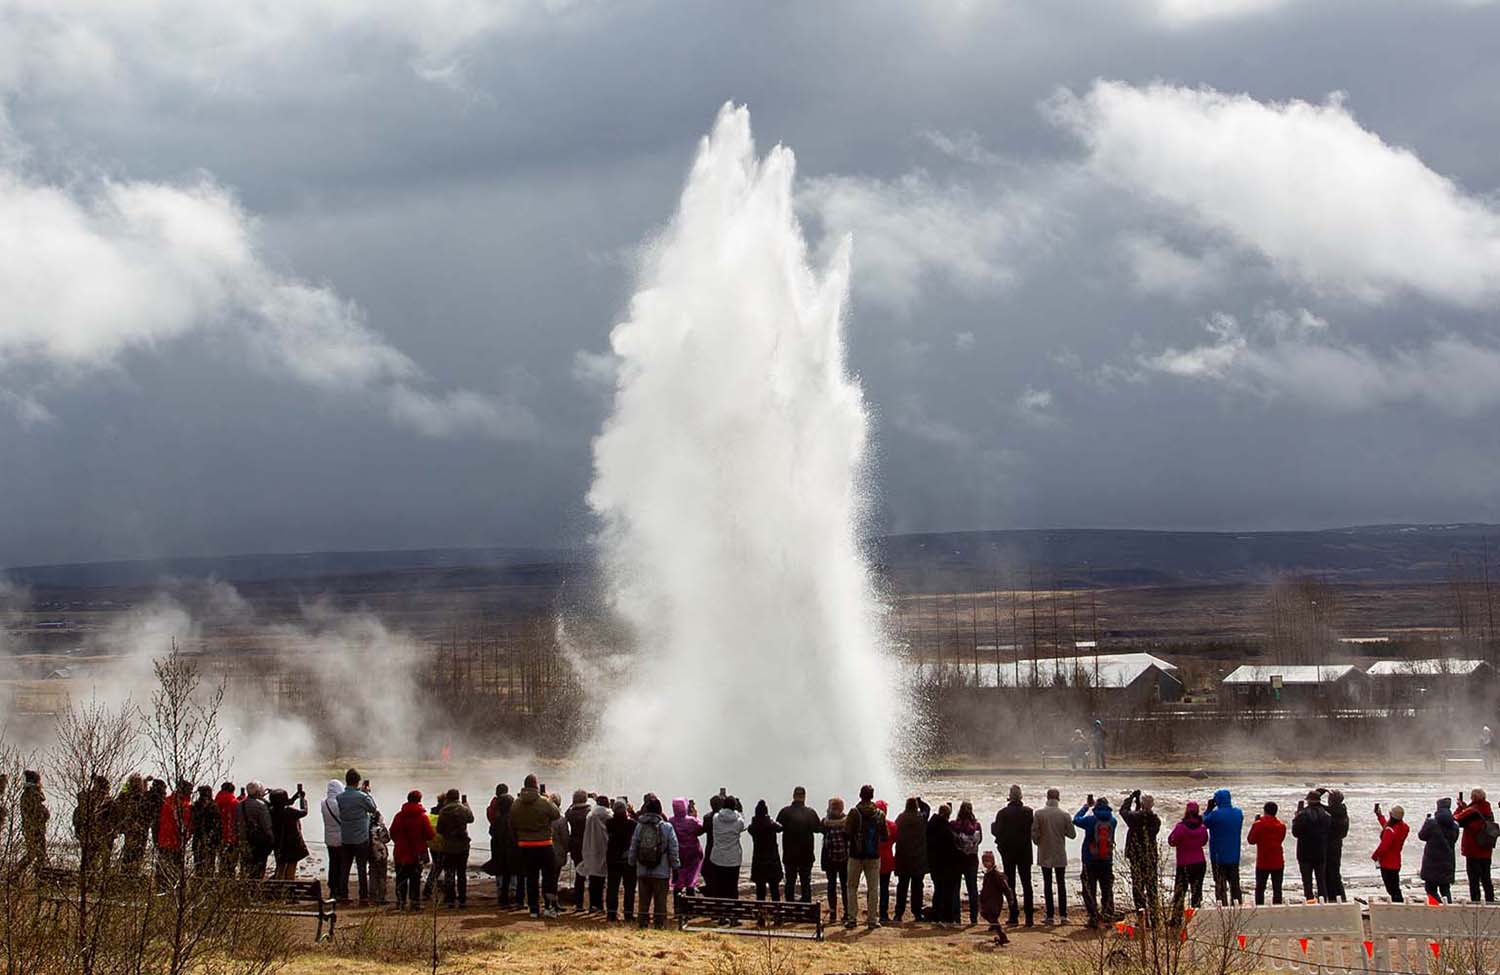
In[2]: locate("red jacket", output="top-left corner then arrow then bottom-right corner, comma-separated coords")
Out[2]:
875,800 -> 895,874
1246,815 -> 1285,871
157,795 -> 192,851
215,789 -> 240,846
391,801 -> 436,866
1455,799 -> 1493,860
1372,813 -> 1408,870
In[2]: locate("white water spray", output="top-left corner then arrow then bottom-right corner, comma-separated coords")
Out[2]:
583,104 -> 902,803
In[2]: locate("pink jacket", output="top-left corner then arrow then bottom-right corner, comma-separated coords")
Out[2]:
1168,816 -> 1209,867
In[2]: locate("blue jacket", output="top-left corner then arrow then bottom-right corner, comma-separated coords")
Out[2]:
1202,789 -> 1244,865
1074,801 -> 1117,864
336,787 -> 378,846
628,812 -> 681,880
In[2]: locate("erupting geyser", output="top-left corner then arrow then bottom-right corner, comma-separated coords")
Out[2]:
583,104 -> 902,801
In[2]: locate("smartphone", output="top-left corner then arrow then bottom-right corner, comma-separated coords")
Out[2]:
297,782 -> 303,793
461,794 -> 468,804
719,787 -> 727,798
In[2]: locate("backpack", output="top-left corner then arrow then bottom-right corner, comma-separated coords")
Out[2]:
851,808 -> 882,860
636,819 -> 665,869
1090,821 -> 1112,860
1479,813 -> 1500,851
956,828 -> 981,857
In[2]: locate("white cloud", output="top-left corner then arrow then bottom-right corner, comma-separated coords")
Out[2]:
1015,386 -> 1058,425
0,141 -> 535,437
1149,0 -> 1291,26
954,331 -> 976,351
919,129 -> 1003,166
1118,233 -> 1231,300
1049,81 -> 1500,307
1143,308 -> 1500,415
800,169 -> 1050,311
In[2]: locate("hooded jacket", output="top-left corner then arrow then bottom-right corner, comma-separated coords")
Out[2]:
1373,812 -> 1409,871
552,809 -> 571,870
894,799 -> 929,877
709,805 -> 747,869
509,787 -> 561,846
980,862 -> 1016,924
1031,798 -> 1076,869
628,810 -> 681,880
391,800 -> 435,866
1454,797 -> 1494,861
580,801 -> 611,877
157,793 -> 192,852
1292,799 -> 1332,864
1247,814 -> 1286,871
926,810 -> 958,877
1419,801 -> 1460,885
669,799 -> 704,890
846,799 -> 888,862
748,810 -> 784,883
606,802 -> 635,869
436,799 -> 474,856
776,798 -> 822,868
1169,808 -> 1209,867
1074,800 -> 1116,865
237,788 -> 273,856
191,794 -> 221,850
1119,793 -> 1161,868
215,787 -> 239,847
269,789 -> 309,865
875,800 -> 896,874
565,799 -> 591,862
821,801 -> 850,871
993,797 -> 1035,866
487,793 -> 518,875
320,781 -> 343,848
1202,789 -> 1244,865
336,786 -> 378,847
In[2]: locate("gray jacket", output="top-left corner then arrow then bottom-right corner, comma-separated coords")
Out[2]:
580,803 -> 611,877
708,808 -> 747,868
1032,798 -> 1077,869
336,787 -> 378,846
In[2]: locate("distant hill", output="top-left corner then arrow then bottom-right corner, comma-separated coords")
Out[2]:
4,524 -> 1495,593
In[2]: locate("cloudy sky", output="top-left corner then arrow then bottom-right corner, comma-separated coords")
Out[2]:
2,0 -> 1498,566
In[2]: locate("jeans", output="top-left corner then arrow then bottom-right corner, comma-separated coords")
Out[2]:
1467,858 -> 1494,902
1081,860 -> 1114,922
879,871 -> 891,921
1003,858 -> 1034,923
784,862 -> 813,902
960,861 -> 980,924
894,871 -> 925,921
587,874 -> 605,911
607,863 -> 636,919
849,857 -> 880,924
1212,861 -> 1242,904
339,841 -> 371,902
826,864 -> 848,917
1381,867 -> 1403,902
637,876 -> 669,928
1041,866 -> 1067,919
1426,880 -> 1452,903
520,846 -> 553,915
1299,858 -> 1327,902
440,851 -> 467,906
754,880 -> 782,901
1173,862 -> 1206,913
1255,867 -> 1284,905
395,862 -> 422,907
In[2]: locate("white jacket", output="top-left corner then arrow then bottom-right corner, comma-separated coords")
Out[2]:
708,808 -> 747,869
321,780 -> 344,847
580,803 -> 611,877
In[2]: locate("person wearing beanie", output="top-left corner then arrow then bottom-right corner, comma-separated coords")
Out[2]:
1420,796 -> 1460,904
1247,801 -> 1287,905
1372,802 -> 1409,902
1324,789 -> 1350,902
992,784 -> 1035,927
391,790 -> 435,911
1073,794 -> 1116,928
1168,800 -> 1209,915
748,799 -> 784,902
1292,790 -> 1332,902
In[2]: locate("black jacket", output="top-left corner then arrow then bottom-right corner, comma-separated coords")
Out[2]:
566,802 -> 590,861
1120,795 -> 1161,866
895,802 -> 930,876
1327,800 -> 1349,855
1291,803 -> 1332,864
269,792 -> 308,865
488,794 -> 519,875
775,801 -> 822,868
926,814 -> 959,878
992,799 -> 1035,865
606,809 -> 636,869
748,815 -> 784,883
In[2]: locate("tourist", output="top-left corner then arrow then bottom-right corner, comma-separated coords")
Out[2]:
237,781 -> 274,878
992,785 -> 1035,927
1372,802 -> 1408,903
1031,787 -> 1075,924
952,800 -> 983,926
1119,790 -> 1160,914
1247,801 -> 1286,905
145,778 -> 167,850
336,771 -> 379,906
748,799 -> 784,902
487,787 -> 520,907
606,798 -> 637,921
156,779 -> 194,887
190,784 -> 222,875
1203,788 -> 1243,905
700,794 -> 723,897
669,798 -> 704,897
269,785 -> 309,881
822,797 -> 851,923
391,790 -> 435,911
1419,797 -> 1460,904
320,780 -> 345,899
1292,790 -> 1332,902
846,785 -> 888,929
926,802 -> 959,925
979,851 -> 1016,946
875,799 -> 895,924
550,792 -> 571,916
581,794 -> 611,912
893,796 -> 929,923
1454,788 -> 1495,902
73,774 -> 115,875
1073,795 -> 1116,928
435,789 -> 473,908
214,781 -> 240,876
565,789 -> 592,912
510,776 -> 561,918
1068,730 -> 1088,770
19,770 -> 48,871
1485,725 -> 1496,772
119,774 -> 151,870
709,793 -> 747,899
629,795 -> 680,930
775,786 -> 821,903
1091,720 -> 1107,770
1325,789 -> 1349,902
369,811 -> 391,905
1168,800 -> 1209,914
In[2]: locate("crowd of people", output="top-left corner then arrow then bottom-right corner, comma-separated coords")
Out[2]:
7,766 -> 1500,944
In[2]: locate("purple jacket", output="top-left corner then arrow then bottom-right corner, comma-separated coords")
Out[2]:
670,798 -> 704,891
1169,816 -> 1209,867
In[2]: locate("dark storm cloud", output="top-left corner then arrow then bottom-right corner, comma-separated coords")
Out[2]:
1,0 -> 1498,565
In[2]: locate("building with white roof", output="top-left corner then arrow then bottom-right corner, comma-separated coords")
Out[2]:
1220,663 -> 1368,708
1365,658 -> 1493,706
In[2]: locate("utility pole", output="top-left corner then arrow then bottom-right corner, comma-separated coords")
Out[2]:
1028,565 -> 1041,683
970,589 -> 981,683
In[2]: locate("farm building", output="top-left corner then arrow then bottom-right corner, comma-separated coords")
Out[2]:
954,652 -> 1184,707
1220,664 -> 1368,710
1365,659 -> 1493,707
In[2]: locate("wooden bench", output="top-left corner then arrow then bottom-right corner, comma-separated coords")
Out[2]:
1442,748 -> 1487,771
243,879 -> 338,942
674,895 -> 823,940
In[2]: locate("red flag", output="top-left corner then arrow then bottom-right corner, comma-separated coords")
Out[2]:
1183,907 -> 1196,920
1363,941 -> 1374,959
1125,925 -> 1136,939
1429,942 -> 1441,959
1236,935 -> 1247,950
1298,938 -> 1309,954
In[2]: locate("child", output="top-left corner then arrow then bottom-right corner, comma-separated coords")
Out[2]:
979,851 -> 1015,945
369,811 -> 392,905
